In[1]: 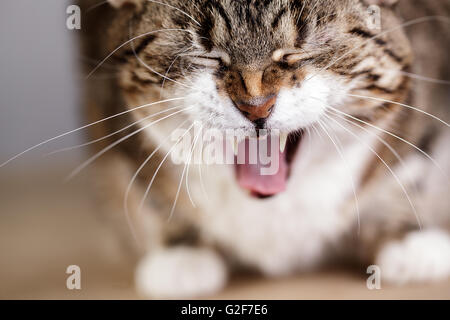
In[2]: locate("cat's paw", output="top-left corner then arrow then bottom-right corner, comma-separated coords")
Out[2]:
376,229 -> 450,285
135,247 -> 227,299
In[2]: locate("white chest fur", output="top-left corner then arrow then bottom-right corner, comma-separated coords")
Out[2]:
189,129 -> 375,275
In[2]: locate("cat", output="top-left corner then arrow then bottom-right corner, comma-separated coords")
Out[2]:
78,0 -> 450,298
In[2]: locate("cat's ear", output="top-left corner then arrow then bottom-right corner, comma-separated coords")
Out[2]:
363,0 -> 398,6
108,0 -> 143,9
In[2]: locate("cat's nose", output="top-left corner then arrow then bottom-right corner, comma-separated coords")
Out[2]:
234,95 -> 276,124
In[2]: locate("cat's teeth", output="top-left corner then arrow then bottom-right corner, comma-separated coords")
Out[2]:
280,132 -> 288,153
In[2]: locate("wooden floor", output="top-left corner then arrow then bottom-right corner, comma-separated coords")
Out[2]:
1,168 -> 449,300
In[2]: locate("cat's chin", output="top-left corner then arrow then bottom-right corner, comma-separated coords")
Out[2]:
234,130 -> 304,199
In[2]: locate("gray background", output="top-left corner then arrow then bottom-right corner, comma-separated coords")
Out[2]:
0,0 -> 82,166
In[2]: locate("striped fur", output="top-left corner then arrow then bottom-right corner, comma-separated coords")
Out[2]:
79,0 -> 450,297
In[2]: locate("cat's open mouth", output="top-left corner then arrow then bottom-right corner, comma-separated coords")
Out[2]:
234,130 -> 303,199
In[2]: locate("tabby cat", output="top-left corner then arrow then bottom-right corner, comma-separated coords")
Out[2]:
78,0 -> 450,298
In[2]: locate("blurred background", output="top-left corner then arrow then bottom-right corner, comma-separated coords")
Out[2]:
0,0 -> 81,162
0,0 -> 449,299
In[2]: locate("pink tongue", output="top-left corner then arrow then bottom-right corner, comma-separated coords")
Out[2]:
235,137 -> 288,196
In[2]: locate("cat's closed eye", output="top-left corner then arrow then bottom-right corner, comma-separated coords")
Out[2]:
186,50 -> 231,69
190,56 -> 222,68
272,49 -> 318,66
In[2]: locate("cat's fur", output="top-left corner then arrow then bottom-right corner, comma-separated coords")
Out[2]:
78,0 -> 450,298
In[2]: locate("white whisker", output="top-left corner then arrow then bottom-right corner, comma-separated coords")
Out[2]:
123,119 -> 190,243
327,108 -> 422,205
324,113 -> 423,229
138,122 -> 196,213
160,45 -> 195,98
185,122 -> 205,208
398,71 -> 450,85
0,97 -> 187,169
86,0 -> 108,12
310,122 -> 325,142
86,28 -> 195,79
347,93 -> 450,127
317,118 -> 361,235
325,102 -> 448,179
46,105 -> 183,155
65,106 -> 194,181
146,0 -> 201,26
327,109 -> 406,169
129,24 -> 198,90
169,122 -> 209,220
305,15 -> 450,83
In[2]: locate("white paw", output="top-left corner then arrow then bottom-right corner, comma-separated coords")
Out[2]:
135,247 -> 227,299
376,229 -> 450,285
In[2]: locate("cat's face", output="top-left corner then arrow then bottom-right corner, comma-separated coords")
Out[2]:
109,0 -> 412,197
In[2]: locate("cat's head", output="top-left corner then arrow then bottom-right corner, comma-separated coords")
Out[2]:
102,0 -> 412,197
